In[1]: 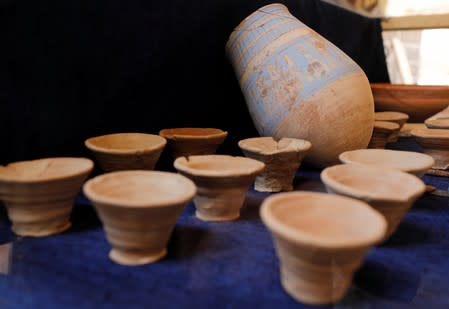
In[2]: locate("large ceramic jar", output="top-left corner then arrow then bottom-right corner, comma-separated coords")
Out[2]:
226,3 -> 374,167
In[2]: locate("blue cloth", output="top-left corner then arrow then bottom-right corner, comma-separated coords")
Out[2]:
1,137 -> 449,308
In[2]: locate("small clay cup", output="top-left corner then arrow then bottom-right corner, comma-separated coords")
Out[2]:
0,157 -> 94,236
339,149 -> 434,177
174,155 -> 265,221
159,128 -> 228,159
83,170 -> 196,266
238,137 -> 312,192
260,191 -> 386,305
368,121 -> 400,149
374,111 -> 409,142
424,106 -> 449,129
411,128 -> 449,170
85,133 -> 166,172
321,164 -> 425,239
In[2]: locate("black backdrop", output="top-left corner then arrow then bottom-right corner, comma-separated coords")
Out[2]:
0,0 -> 389,168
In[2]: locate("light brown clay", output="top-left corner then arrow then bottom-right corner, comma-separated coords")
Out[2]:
399,123 -> 427,137
85,133 -> 166,172
339,149 -> 434,177
173,155 -> 264,221
374,111 -> 409,142
371,83 -> 449,122
159,128 -> 228,159
260,191 -> 386,305
411,128 -> 449,170
83,170 -> 196,266
368,121 -> 400,149
424,106 -> 449,129
238,137 -> 311,192
0,157 -> 94,236
321,164 -> 425,239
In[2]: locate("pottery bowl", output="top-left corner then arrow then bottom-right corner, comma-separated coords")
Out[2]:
159,128 -> 228,159
368,121 -> 400,149
83,170 -> 196,266
339,149 -> 434,177
85,133 -> 166,172
321,163 -> 425,239
371,83 -> 449,122
411,128 -> 449,170
0,157 -> 94,236
238,137 -> 312,192
374,111 -> 409,142
174,155 -> 265,221
260,191 -> 386,305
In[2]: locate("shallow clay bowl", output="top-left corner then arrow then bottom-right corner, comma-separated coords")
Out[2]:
0,157 -> 94,236
85,133 -> 166,172
374,111 -> 409,142
339,149 -> 434,177
260,191 -> 386,305
174,155 -> 264,221
83,170 -> 196,266
368,121 -> 400,149
321,163 -> 425,239
238,137 -> 312,192
371,83 -> 449,122
424,106 -> 449,129
411,128 -> 449,170
159,128 -> 228,159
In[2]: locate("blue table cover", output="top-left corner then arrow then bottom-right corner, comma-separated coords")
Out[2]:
1,137 -> 449,309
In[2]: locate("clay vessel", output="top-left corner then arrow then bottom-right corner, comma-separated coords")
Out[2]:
260,191 -> 386,305
0,157 -> 94,236
371,83 -> 449,122
238,137 -> 311,192
411,128 -> 449,170
85,133 -> 166,172
226,3 -> 374,168
425,106 -> 449,129
83,170 -> 196,266
368,121 -> 400,149
398,123 -> 427,138
374,111 -> 409,142
321,164 -> 425,239
159,128 -> 227,159
339,149 -> 434,177
173,155 -> 264,221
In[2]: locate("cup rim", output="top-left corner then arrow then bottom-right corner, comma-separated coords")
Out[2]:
159,128 -> 228,141
238,136 -> 312,155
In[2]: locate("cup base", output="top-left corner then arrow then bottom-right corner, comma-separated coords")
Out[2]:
109,248 -> 167,266
195,210 -> 240,221
12,221 -> 71,237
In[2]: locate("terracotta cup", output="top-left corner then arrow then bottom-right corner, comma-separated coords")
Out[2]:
83,170 -> 196,266
321,163 -> 425,239
159,128 -> 228,159
411,128 -> 449,170
368,121 -> 400,149
174,155 -> 265,221
0,157 -> 94,236
374,111 -> 409,142
260,191 -> 386,305
238,137 -> 312,192
339,148 -> 434,177
85,133 -> 166,172
425,106 -> 449,129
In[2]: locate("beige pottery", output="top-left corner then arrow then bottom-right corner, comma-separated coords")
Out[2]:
0,157 -> 94,236
368,121 -> 400,149
411,128 -> 449,170
260,191 -> 386,305
374,111 -> 409,142
83,170 -> 196,266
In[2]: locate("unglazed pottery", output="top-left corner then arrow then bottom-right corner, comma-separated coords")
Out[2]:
368,121 -> 400,149
321,164 -> 425,239
411,128 -> 449,170
260,191 -> 386,305
159,128 -> 228,159
173,155 -> 264,221
0,157 -> 93,236
398,123 -> 427,137
85,133 -> 166,172
374,111 -> 409,142
83,170 -> 196,266
425,106 -> 449,129
339,149 -> 434,177
226,3 -> 374,168
371,83 -> 449,122
238,137 -> 312,192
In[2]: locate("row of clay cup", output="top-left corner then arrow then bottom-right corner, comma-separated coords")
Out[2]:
368,111 -> 409,149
